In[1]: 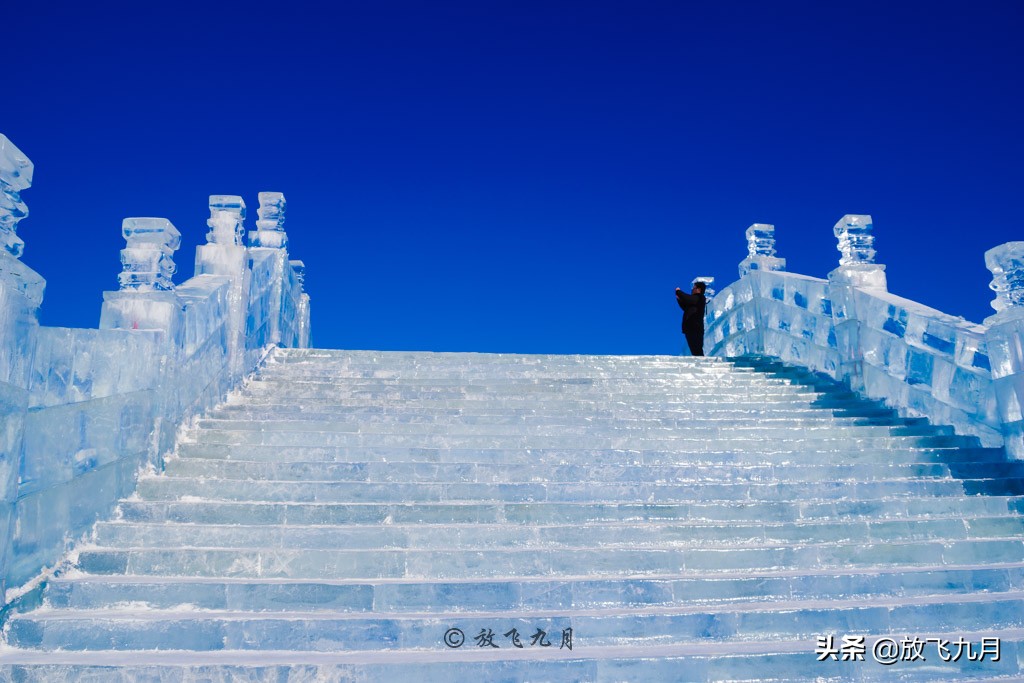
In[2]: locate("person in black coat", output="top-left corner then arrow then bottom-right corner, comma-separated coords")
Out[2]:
675,282 -> 707,356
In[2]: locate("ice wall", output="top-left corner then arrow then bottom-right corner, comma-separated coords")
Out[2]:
707,215 -> 1017,455
0,134 -> 311,601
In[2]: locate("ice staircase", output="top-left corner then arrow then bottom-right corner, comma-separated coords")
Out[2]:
3,348 -> 1024,681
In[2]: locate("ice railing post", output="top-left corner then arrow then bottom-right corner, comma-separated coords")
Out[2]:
704,223 -> 787,359
290,259 -> 312,348
827,214 -> 886,392
985,242 -> 1024,458
100,218 -> 183,335
195,195 -> 250,380
738,223 -> 786,277
247,191 -> 289,345
0,134 -> 44,603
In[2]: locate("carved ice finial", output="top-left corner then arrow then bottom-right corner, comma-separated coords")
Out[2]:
249,192 -> 288,248
985,241 -> 1024,313
0,134 -> 34,259
257,192 -> 285,231
828,214 -> 886,290
207,195 -> 246,246
746,223 -> 776,258
833,214 -> 877,266
738,223 -> 786,277
118,218 -> 181,291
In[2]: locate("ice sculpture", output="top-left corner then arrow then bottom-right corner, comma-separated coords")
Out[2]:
249,191 -> 287,248
0,134 -> 33,259
738,223 -> 786,277
117,218 -> 181,291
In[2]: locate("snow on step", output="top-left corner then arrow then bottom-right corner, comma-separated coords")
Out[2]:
4,348 -> 1023,680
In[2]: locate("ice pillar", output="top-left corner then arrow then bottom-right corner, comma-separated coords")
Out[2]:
98,218 -> 183,468
100,218 -> 182,335
0,134 -> 43,602
984,242 -> 1024,458
827,215 -> 886,392
248,192 -> 288,345
738,223 -> 786,277
829,214 -> 887,290
290,260 -> 312,348
249,192 -> 287,249
196,196 -> 250,379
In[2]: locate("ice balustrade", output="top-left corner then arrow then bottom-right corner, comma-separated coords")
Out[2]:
706,216 -> 1024,457
0,134 -> 311,604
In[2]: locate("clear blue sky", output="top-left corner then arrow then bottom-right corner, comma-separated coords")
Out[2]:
6,1 -> 1023,354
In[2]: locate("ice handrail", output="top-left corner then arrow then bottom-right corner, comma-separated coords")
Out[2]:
706,215 -> 1024,458
0,133 -> 311,606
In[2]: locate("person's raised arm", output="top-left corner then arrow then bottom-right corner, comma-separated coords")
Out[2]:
675,287 -> 697,308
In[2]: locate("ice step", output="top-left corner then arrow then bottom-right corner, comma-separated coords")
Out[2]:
43,564 -> 1024,612
204,408 -> 930,428
161,458 -> 961,483
2,639 -> 1022,683
7,345 -> 1021,678
74,538 -> 1024,579
90,516 -> 1024,550
115,497 -> 1024,526
253,378 -> 801,390
237,388 -> 823,402
250,372 -> 807,383
263,355 -> 740,366
212,403 -> 901,419
234,392 -> 822,405
239,379 -> 816,392
10,593 -> 1024,652
230,383 -> 846,398
132,476 -> 975,504
173,443 -> 1002,464
210,405 -> 899,421
192,418 -> 951,438
186,430 -> 969,449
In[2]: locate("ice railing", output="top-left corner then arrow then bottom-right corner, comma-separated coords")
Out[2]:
706,217 -> 1024,458
0,135 -> 311,602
